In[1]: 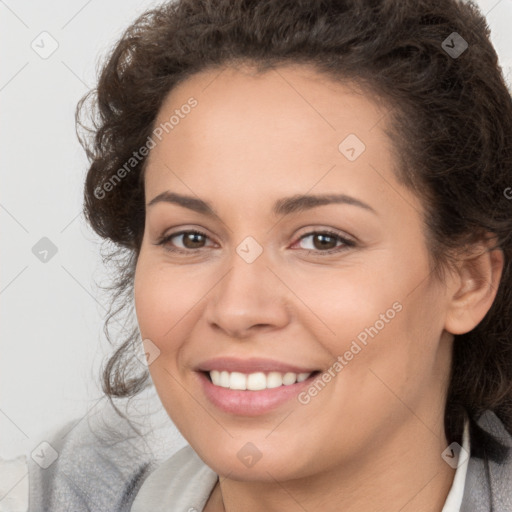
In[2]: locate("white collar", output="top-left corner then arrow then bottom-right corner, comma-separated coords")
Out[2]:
441,419 -> 471,512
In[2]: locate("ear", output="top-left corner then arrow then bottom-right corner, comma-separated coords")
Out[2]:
444,239 -> 504,335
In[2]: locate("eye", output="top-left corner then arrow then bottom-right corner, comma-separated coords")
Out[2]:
292,230 -> 356,255
155,229 -> 214,253
155,228 -> 356,256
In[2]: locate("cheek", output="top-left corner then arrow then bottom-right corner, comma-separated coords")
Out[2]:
299,251 -> 440,379
134,254 -> 203,342
286,259 -> 402,344
133,255 -> 202,419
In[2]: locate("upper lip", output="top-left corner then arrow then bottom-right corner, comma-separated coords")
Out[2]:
196,357 -> 319,374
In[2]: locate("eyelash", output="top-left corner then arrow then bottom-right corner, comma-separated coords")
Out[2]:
155,229 -> 356,256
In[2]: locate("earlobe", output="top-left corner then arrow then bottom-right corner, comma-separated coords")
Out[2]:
444,243 -> 504,335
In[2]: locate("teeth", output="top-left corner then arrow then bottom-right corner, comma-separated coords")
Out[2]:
219,370 -> 230,387
229,371 -> 247,390
247,372 -> 267,390
282,372 -> 297,385
208,370 -> 312,390
267,371 -> 284,388
297,372 -> 310,382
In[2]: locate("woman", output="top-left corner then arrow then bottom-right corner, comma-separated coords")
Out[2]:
23,0 -> 512,510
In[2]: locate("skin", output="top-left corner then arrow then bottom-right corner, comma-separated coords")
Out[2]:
133,64 -> 503,512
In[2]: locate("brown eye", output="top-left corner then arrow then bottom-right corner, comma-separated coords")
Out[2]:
180,231 -> 207,249
311,233 -> 338,250
156,229 -> 213,253
294,230 -> 356,255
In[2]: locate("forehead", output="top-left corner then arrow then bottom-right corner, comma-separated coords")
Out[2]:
152,63 -> 389,147
143,64 -> 416,218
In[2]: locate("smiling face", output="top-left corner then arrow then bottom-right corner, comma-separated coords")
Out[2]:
134,63 -> 455,482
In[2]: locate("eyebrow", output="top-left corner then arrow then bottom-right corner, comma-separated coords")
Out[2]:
147,191 -> 377,217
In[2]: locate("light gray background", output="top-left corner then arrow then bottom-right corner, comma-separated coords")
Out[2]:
1,0 -> 512,459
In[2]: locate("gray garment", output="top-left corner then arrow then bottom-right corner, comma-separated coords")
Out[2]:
27,389 -> 188,512
27,419 -> 153,511
27,406 -> 512,511
460,410 -> 512,511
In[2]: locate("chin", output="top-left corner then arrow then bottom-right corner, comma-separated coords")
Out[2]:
194,439 -> 317,482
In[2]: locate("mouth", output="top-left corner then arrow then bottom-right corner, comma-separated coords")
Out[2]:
202,369 -> 321,390
196,368 -> 322,416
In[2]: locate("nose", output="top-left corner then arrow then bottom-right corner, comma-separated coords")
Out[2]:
204,246 -> 291,339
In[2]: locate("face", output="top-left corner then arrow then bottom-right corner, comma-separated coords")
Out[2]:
134,64 -> 453,481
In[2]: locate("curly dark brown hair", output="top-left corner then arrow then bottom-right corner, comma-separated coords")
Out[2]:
77,0 -> 512,462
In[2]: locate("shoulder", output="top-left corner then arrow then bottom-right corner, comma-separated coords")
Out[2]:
26,390 -> 187,512
131,444 -> 218,512
462,410 -> 512,512
27,413 -> 154,512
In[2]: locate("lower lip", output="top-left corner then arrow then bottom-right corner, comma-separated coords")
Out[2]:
196,371 -> 318,416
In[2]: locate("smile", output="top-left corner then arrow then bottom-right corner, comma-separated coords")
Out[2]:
208,370 -> 313,390
196,361 -> 322,415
